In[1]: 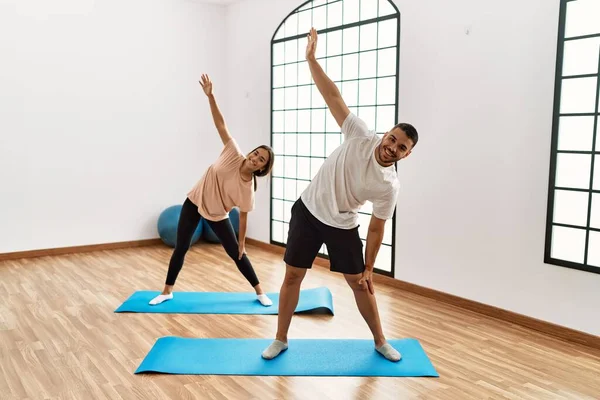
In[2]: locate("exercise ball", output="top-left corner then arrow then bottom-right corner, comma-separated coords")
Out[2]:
202,207 -> 240,243
157,205 -> 203,247
229,207 -> 240,235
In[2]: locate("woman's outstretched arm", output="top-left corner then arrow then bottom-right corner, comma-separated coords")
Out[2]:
199,74 -> 232,145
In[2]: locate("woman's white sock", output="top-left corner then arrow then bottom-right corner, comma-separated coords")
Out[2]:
257,293 -> 273,306
149,293 -> 173,305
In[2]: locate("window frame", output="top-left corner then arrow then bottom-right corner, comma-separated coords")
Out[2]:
269,0 -> 401,278
544,0 -> 600,274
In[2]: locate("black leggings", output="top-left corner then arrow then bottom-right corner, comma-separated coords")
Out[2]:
165,197 -> 260,287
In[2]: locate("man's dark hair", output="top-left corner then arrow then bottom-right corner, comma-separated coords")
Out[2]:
394,123 -> 418,148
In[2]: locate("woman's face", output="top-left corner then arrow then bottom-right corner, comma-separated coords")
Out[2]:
246,147 -> 270,172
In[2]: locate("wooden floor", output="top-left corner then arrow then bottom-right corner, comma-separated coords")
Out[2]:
1,243 -> 600,400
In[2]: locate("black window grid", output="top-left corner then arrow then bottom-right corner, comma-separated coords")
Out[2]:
271,46 -> 397,68
545,0 -> 600,274
273,0 -> 398,42
270,0 -> 400,277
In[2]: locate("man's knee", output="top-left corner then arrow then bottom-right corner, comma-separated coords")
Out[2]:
344,273 -> 367,292
283,265 -> 307,286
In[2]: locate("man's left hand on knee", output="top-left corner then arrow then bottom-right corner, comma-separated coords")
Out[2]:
356,267 -> 374,294
345,268 -> 375,294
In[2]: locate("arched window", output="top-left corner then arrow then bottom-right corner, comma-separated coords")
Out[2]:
545,0 -> 600,274
269,0 -> 400,276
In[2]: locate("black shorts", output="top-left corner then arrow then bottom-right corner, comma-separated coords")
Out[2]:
283,198 -> 365,275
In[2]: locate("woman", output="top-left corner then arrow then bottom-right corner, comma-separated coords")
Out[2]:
149,74 -> 275,307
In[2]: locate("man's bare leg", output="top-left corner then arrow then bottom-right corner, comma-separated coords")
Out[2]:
262,265 -> 307,359
344,273 -> 401,361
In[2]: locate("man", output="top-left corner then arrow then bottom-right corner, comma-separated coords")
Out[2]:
262,28 -> 418,362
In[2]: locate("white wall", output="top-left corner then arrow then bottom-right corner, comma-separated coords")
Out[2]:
224,0 -> 600,336
223,0 -> 282,242
0,0 -> 227,252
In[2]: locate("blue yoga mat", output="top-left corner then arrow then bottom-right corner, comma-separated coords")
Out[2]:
114,286 -> 333,315
135,336 -> 439,377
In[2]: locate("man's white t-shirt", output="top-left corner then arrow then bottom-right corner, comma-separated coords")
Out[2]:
300,113 -> 400,229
